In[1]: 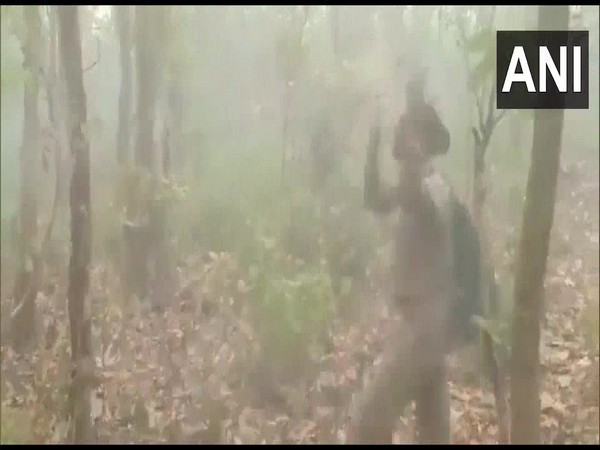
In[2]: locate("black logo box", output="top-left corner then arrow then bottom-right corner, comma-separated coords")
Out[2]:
497,31 -> 589,110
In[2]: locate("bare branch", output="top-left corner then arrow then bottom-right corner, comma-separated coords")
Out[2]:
475,89 -> 485,133
493,109 -> 509,128
83,36 -> 101,73
471,127 -> 482,146
485,83 -> 495,128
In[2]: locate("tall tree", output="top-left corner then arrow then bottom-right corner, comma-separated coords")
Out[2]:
276,6 -> 309,184
11,5 -> 41,352
330,6 -> 340,66
40,5 -> 70,265
510,5 -> 569,444
123,6 -> 173,308
134,6 -> 157,171
115,6 -> 133,165
120,6 -> 160,303
58,5 -> 95,443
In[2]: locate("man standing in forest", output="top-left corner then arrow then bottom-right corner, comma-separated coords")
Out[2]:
352,71 -> 455,443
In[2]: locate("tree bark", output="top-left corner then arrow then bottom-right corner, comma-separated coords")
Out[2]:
167,83 -> 184,170
11,5 -> 41,353
134,6 -> 158,172
125,6 -> 173,309
121,6 -> 159,303
50,6 -> 72,212
40,6 -> 68,267
509,6 -> 569,444
280,8 -> 309,186
115,6 -> 133,165
330,6 -> 340,65
58,5 -> 95,443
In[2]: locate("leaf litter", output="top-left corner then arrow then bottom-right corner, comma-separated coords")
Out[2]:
1,162 -> 598,444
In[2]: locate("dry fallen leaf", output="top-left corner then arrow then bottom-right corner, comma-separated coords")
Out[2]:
558,375 -> 572,388
346,365 -> 358,381
541,391 -> 567,417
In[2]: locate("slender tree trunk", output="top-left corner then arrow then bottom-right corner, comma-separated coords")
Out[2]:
280,89 -> 290,185
167,84 -> 184,170
58,6 -> 95,443
50,6 -> 72,213
472,127 -> 510,444
40,6 -> 67,267
135,6 -> 158,172
510,6 -> 569,444
127,6 -> 173,309
330,6 -> 340,65
280,8 -> 309,186
11,5 -> 41,352
151,7 -> 175,310
121,6 -> 158,303
115,7 -> 134,305
115,6 -> 133,166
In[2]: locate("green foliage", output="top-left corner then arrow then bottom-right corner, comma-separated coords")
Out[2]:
175,136 -> 337,373
249,234 -> 335,373
279,188 -> 322,265
153,178 -> 189,207
188,193 -> 257,266
446,8 -> 497,95
461,24 -> 495,94
114,165 -> 187,223
323,201 -> 376,293
170,136 -> 279,265
171,129 -> 377,374
0,407 -> 33,444
93,201 -> 123,266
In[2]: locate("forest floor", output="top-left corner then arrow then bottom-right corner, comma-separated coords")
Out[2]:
1,159 -> 598,444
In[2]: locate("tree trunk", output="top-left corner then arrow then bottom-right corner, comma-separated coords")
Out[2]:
58,6 -> 95,443
134,6 -> 159,172
115,6 -> 133,165
280,89 -> 290,185
330,6 -> 340,65
11,5 -> 41,353
280,8 -> 309,186
167,84 -> 184,170
510,6 -> 569,444
50,6 -> 72,213
472,140 -> 486,228
40,6 -> 68,268
151,7 -> 175,311
121,6 -> 159,303
125,6 -> 173,309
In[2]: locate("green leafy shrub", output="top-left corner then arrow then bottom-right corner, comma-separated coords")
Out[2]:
249,236 -> 335,375
279,188 -> 322,265
0,407 -> 33,444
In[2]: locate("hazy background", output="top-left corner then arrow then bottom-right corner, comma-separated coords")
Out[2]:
0,5 -> 598,444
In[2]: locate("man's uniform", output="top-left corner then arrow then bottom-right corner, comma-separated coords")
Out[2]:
353,78 -> 455,443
